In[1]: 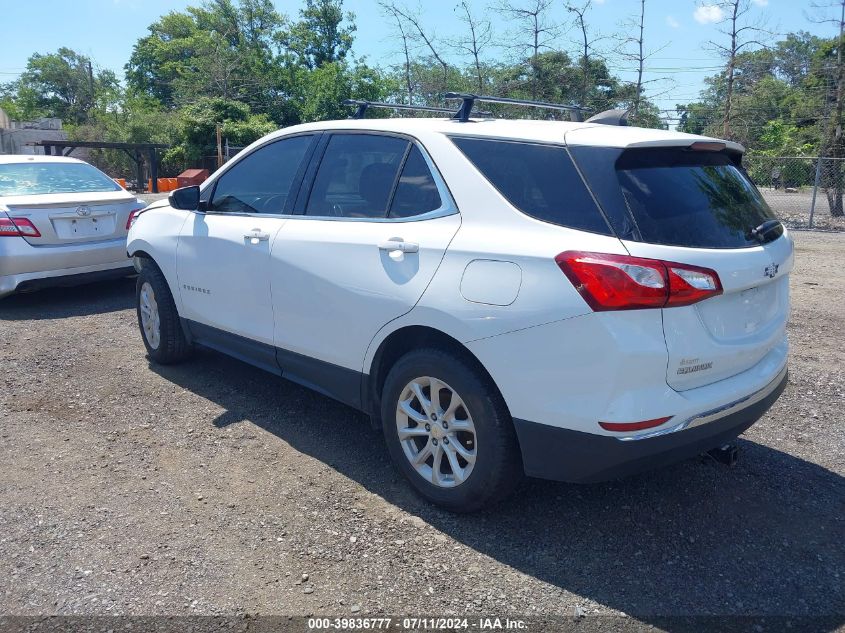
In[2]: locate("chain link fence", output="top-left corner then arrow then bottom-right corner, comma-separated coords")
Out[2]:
744,156 -> 845,230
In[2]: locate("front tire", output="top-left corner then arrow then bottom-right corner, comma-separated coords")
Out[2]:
136,263 -> 191,364
381,348 -> 523,512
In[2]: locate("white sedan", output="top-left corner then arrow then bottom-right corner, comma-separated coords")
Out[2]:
0,154 -> 145,298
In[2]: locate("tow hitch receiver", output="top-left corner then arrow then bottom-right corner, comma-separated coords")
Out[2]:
706,443 -> 739,466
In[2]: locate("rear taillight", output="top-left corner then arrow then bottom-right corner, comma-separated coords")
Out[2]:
126,207 -> 146,229
555,251 -> 722,311
0,217 -> 41,238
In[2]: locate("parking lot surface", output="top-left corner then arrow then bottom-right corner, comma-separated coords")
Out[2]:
0,231 -> 843,626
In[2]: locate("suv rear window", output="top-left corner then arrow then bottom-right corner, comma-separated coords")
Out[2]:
451,137 -> 611,235
615,149 -> 775,249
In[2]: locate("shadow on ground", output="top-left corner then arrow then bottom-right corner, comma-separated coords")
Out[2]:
0,277 -> 135,320
150,348 -> 845,623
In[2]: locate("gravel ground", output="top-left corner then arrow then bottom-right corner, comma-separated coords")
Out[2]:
0,231 -> 843,628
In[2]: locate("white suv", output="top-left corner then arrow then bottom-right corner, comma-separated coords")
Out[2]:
127,112 -> 792,512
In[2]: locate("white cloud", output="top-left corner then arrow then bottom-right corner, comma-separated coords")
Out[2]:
751,0 -> 769,5
694,4 -> 725,24
666,15 -> 680,28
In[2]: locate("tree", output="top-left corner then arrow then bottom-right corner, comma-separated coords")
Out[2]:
706,0 -> 771,138
281,0 -> 356,69
383,4 -> 450,97
565,1 -> 597,107
613,0 -> 669,123
13,48 -> 119,124
810,0 -> 845,216
380,2 -> 415,103
451,1 -> 493,93
126,1 -> 285,112
498,0 -> 559,100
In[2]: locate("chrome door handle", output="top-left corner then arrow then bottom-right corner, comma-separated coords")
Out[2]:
245,229 -> 270,243
378,239 -> 419,254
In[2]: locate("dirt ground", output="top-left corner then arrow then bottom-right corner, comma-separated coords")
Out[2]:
0,231 -> 843,628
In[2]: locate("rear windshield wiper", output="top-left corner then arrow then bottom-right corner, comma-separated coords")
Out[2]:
747,219 -> 784,245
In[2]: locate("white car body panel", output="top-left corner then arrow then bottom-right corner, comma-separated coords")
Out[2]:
177,213 -> 287,345
270,213 -> 460,371
127,204 -> 189,313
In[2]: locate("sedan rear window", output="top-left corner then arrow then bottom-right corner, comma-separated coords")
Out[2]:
0,162 -> 120,196
450,137 -> 611,235
615,149 -> 775,248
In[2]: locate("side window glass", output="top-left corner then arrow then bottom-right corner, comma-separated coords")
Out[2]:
451,137 -> 611,235
209,135 -> 312,214
388,146 -> 443,218
306,134 -> 408,218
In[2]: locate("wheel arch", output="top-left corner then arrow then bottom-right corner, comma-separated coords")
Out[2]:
365,325 -> 509,431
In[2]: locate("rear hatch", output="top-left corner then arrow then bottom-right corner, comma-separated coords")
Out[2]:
568,137 -> 793,391
2,190 -> 140,246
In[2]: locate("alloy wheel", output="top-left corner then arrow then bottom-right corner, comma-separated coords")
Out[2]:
139,281 -> 161,350
395,376 -> 478,488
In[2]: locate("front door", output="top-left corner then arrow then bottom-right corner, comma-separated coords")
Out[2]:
176,134 -> 316,356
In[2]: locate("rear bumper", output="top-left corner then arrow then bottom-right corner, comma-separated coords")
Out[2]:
513,367 -> 787,483
0,261 -> 133,298
0,235 -> 130,297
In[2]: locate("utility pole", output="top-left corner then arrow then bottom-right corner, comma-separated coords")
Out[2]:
87,60 -> 94,110
216,123 -> 224,170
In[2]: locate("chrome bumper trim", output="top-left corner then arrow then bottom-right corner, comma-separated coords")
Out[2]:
618,363 -> 788,442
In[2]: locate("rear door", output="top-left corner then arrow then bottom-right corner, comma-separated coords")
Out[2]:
176,134 -> 315,352
571,142 -> 793,390
270,132 -> 460,381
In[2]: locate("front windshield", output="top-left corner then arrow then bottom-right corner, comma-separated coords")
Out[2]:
0,162 -> 121,196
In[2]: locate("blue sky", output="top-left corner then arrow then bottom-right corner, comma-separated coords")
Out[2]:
0,0 -> 837,122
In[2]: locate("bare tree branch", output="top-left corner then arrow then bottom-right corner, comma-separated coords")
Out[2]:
704,0 -> 773,137
379,1 -> 414,103
498,0 -> 560,99
450,1 -> 493,93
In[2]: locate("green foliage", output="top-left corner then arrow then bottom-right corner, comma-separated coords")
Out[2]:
676,31 -> 831,153
280,0 -> 356,70
11,48 -> 119,124
299,62 -> 394,122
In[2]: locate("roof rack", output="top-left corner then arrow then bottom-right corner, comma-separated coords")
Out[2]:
444,93 -> 589,123
342,99 -> 491,120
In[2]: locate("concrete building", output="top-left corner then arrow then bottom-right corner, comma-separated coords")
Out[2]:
0,108 -> 68,155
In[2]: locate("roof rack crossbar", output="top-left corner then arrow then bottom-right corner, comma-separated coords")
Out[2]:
342,99 -> 490,119
444,92 -> 589,122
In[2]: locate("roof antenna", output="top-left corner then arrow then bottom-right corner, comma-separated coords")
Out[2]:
343,99 -> 369,119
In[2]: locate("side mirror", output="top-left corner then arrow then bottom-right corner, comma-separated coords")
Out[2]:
169,185 -> 201,211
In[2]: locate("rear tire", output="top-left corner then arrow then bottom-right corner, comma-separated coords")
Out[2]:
381,348 -> 523,512
136,263 -> 191,365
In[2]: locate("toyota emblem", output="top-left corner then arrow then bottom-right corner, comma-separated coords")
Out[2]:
76,206 -> 92,217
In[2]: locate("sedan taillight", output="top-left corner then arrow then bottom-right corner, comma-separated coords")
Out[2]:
0,217 -> 41,238
555,251 -> 722,311
126,207 -> 146,229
